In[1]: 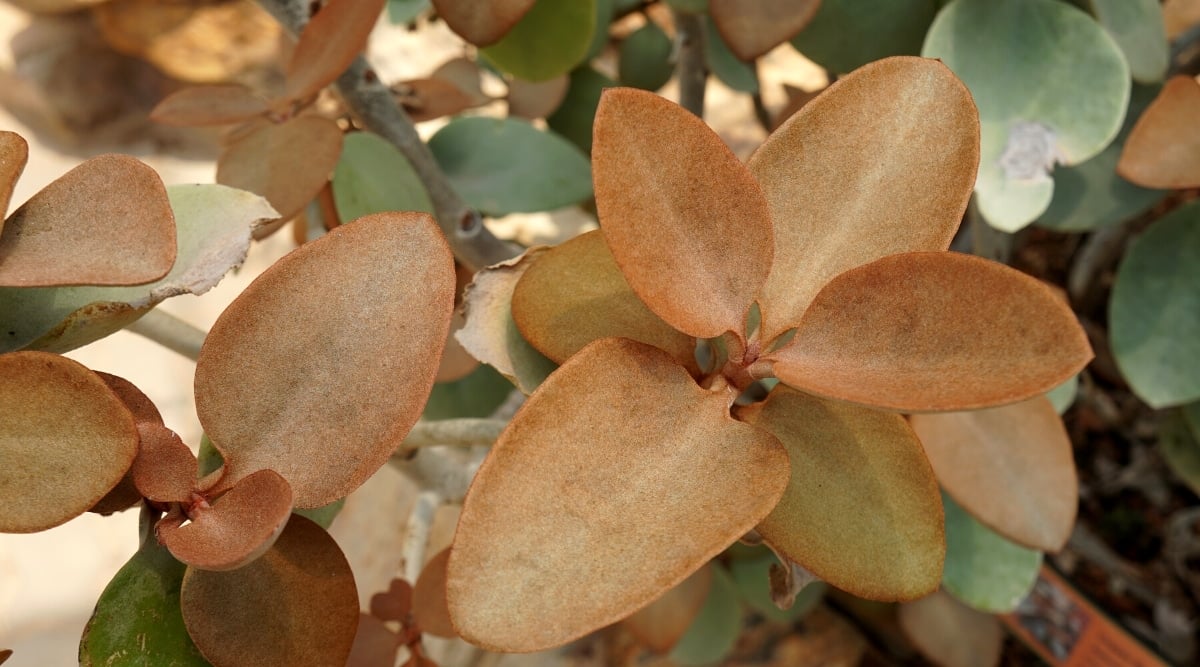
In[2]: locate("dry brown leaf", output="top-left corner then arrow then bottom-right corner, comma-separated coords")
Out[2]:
181,515 -> 359,667
432,57 -> 492,107
89,371 -> 164,515
749,56 -> 979,343
767,252 -> 1093,412
447,338 -> 789,651
150,85 -> 271,126
283,0 -> 387,103
0,131 -> 27,222
1118,75 -> 1200,189
738,385 -> 944,602
129,422 -> 198,503
511,230 -> 698,372
593,88 -> 774,341
507,75 -> 569,119
195,212 -> 455,508
216,115 -> 343,225
910,396 -> 1077,552
432,0 -> 537,47
898,591 -> 1002,667
623,563 -> 713,653
0,351 -> 137,533
413,547 -> 456,638
0,154 -> 175,288
709,0 -> 821,61
436,310 -> 480,383
397,78 -> 477,122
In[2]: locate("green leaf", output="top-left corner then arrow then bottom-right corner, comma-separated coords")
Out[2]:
197,434 -> 223,478
547,66 -> 617,154
80,512 -> 211,666
669,563 -> 742,666
1038,83 -> 1167,232
942,494 -> 1041,614
387,0 -> 429,24
923,0 -> 1130,232
790,0 -> 937,74
1046,375 -> 1079,414
1160,410 -> 1200,497
423,363 -> 514,420
585,0 -> 613,60
704,16 -> 757,93
619,21 -> 674,91
1085,0 -> 1168,84
729,550 -> 826,624
0,185 -> 277,354
429,117 -> 593,216
295,498 -> 346,530
1110,200 -> 1200,407
481,0 -> 596,82
332,132 -> 433,222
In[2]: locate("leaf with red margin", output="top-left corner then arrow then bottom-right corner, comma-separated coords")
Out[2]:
623,563 -> 713,653
0,131 -> 27,222
150,85 -> 271,126
283,0 -> 387,103
709,0 -> 821,61
432,0 -> 536,47
766,252 -> 1093,412
447,338 -> 788,651
1118,75 -> 1200,189
413,547 -> 456,638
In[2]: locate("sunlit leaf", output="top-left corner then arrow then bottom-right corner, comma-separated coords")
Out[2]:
216,116 -> 344,225
447,338 -> 788,651
181,515 -> 359,667
1118,76 -> 1200,190
332,131 -> 432,223
1085,0 -> 1168,84
594,88 -> 773,340
507,75 -> 570,119
481,0 -> 596,82
429,117 -> 592,216
432,0 -> 536,46
942,494 -> 1041,613
729,549 -> 826,624
0,155 -> 175,288
0,131 -> 27,222
749,56 -> 978,342
195,212 -> 454,507
624,564 -> 713,653
150,85 -> 270,126
898,591 -> 1003,667
709,0 -> 820,61
923,0 -> 1130,232
1161,410 -> 1200,497
910,397 -> 1076,551
704,16 -> 759,93
283,0 -> 386,103
767,252 -> 1093,412
0,184 -> 276,354
413,548 -> 456,637
738,385 -> 944,601
388,0 -> 429,24
547,66 -> 617,154
618,21 -> 673,91
790,0 -> 937,74
424,364 -> 513,420
669,564 -> 741,666
131,422 -> 199,503
1110,201 -> 1200,407
0,352 -> 137,533
511,230 -> 697,370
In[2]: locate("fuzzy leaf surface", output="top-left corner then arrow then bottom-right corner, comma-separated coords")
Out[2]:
131,422 -> 199,503
1118,76 -> 1200,189
0,131 -> 27,222
283,0 -> 386,102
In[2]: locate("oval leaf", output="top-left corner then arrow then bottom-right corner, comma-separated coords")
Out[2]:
507,75 -> 570,119
398,77 -> 478,122
618,21 -> 674,92
480,0 -> 595,82
89,372 -> 166,515
910,397 -> 1078,552
0,131 -> 27,222
195,212 -> 455,507
942,494 -> 1041,614
1118,76 -> 1200,190
898,590 -> 1003,667
431,0 -> 536,46
749,56 -> 979,342
413,547 -> 456,638
790,0 -> 938,74
447,338 -> 788,651
150,85 -> 270,126
181,515 -> 359,667
594,87 -> 774,340
0,155 -> 175,287
767,252 -> 1093,412
547,66 -> 617,154
331,131 -> 433,223
738,385 -> 944,601
428,117 -> 592,216
704,15 -> 760,93
131,422 -> 199,503
0,351 -> 137,532
283,0 -> 387,103
1087,0 -> 1168,84
710,0 -> 819,61
623,564 -> 713,653
668,564 -> 742,667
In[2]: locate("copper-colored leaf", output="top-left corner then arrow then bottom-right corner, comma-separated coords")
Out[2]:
397,78 -> 477,123
216,116 -> 344,225
89,372 -> 165,515
283,0 -> 387,103
195,212 -> 455,507
1118,75 -> 1200,189
898,591 -> 1002,667
511,230 -> 698,371
370,578 -> 413,622
0,351 -> 137,533
160,469 -> 294,571
150,85 -> 270,126
130,422 -> 198,503
432,0 -> 537,47
709,0 -> 821,61
447,338 -> 789,651
0,155 -> 176,287
748,56 -> 979,343
910,397 -> 1077,552
413,547 -> 456,638
0,131 -> 27,221
767,252 -> 1093,412
181,515 -> 359,667
738,385 -> 944,602
623,564 -> 714,653
508,75 -> 569,119
593,88 -> 774,340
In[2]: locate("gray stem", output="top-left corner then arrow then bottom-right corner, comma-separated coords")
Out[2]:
674,10 -> 708,118
126,309 -> 206,361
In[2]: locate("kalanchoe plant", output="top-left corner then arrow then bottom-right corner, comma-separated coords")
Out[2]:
446,56 -> 1094,651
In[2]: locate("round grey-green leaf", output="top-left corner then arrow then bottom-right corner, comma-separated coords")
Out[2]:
1110,202 -> 1200,408
1084,0 -> 1168,84
704,16 -> 757,94
791,0 -> 938,75
429,117 -> 593,216
670,564 -> 742,666
730,552 -> 825,624
547,66 -> 618,154
923,0 -> 1130,233
942,494 -> 1041,614
332,132 -> 432,222
481,0 -> 596,82
619,21 -> 674,91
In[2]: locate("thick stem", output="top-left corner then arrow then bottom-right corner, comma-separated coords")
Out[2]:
395,418 -> 506,456
401,489 -> 441,582
126,309 -> 206,361
673,10 -> 708,118
390,445 -> 480,503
